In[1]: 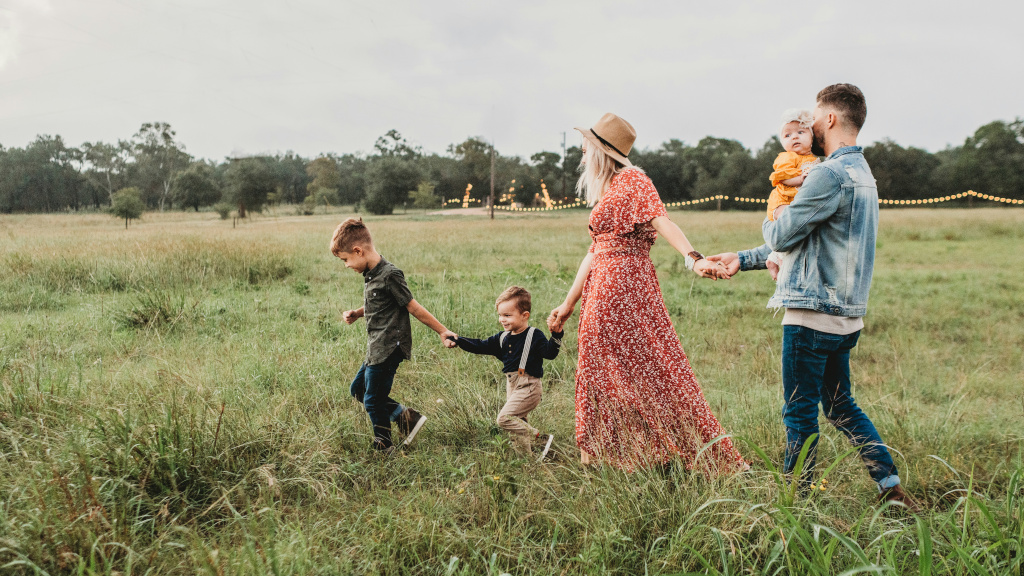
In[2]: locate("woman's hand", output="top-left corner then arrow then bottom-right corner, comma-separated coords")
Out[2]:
548,302 -> 575,332
694,259 -> 731,280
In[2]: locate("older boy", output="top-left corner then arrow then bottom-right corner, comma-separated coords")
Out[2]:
449,286 -> 562,460
331,217 -> 456,452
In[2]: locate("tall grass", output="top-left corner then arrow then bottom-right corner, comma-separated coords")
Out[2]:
0,209 -> 1021,574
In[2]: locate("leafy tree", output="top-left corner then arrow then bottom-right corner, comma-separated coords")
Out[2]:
408,181 -> 440,210
0,135 -> 87,213
692,137 -> 749,203
562,145 -> 583,197
81,140 -> 132,204
272,152 -> 312,204
364,156 -> 421,215
306,156 -> 341,203
110,187 -> 144,228
375,129 -> 421,159
447,137 -> 493,201
225,157 -> 275,217
172,163 -> 221,211
633,139 -> 697,203
864,139 -> 940,201
337,154 -> 368,205
131,122 -> 191,210
418,153 -> 462,203
959,120 -> 1024,198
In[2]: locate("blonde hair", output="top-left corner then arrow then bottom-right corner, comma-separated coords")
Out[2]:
496,286 -> 531,313
780,108 -> 814,133
575,142 -> 635,206
329,217 -> 373,256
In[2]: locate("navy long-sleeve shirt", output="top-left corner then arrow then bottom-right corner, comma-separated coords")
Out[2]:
455,327 -> 563,379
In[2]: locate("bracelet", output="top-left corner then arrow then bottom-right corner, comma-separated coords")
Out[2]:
685,250 -> 705,272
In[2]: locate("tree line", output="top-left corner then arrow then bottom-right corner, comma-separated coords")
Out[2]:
2,119 -> 1022,216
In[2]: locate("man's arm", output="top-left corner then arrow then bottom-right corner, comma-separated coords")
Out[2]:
763,167 -> 842,253
739,244 -> 772,271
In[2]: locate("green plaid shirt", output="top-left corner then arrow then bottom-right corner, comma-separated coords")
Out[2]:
362,257 -> 414,365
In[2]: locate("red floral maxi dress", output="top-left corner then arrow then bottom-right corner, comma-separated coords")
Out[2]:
575,168 -> 745,473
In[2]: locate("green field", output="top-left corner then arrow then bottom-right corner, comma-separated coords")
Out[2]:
1,208 -> 1022,575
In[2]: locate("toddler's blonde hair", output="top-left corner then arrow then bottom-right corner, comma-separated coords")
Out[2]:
780,109 -> 814,133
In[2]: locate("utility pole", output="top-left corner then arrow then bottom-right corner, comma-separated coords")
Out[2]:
561,131 -> 567,201
489,142 -> 495,220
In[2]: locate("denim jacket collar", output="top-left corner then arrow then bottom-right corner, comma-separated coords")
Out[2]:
827,145 -> 862,160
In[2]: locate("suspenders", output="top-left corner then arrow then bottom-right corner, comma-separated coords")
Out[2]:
499,326 -> 536,375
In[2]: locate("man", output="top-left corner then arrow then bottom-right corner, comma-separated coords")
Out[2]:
710,84 -> 917,509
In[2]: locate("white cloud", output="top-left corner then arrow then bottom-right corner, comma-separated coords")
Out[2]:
0,0 -> 51,69
0,1 -> 1021,159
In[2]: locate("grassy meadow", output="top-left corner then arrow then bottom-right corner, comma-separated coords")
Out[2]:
0,207 -> 1022,575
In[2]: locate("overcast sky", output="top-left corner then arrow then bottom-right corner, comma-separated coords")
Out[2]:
2,1 -> 1022,161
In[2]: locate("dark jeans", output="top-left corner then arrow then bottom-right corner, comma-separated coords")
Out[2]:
782,325 -> 899,489
350,348 -> 406,449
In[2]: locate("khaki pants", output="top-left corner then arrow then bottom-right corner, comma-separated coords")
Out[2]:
498,372 -> 542,451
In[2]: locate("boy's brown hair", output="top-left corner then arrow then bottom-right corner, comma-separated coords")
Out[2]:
816,83 -> 867,132
330,217 -> 374,256
496,286 -> 531,314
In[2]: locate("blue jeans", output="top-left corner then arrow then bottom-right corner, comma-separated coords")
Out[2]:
782,325 -> 900,491
350,348 -> 406,449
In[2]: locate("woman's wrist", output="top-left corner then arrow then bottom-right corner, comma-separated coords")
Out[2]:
685,250 -> 705,272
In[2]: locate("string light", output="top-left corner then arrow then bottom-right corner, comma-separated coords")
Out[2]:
877,190 -> 1021,205
479,189 -> 1023,213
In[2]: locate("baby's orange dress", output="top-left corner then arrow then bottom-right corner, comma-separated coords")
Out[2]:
767,151 -> 818,220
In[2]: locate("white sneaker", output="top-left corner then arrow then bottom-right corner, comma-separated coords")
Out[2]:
402,414 -> 427,446
537,434 -> 554,462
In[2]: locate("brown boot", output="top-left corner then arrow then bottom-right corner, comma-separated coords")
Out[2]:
878,485 -> 922,513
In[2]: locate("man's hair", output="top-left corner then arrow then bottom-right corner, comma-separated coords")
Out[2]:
330,217 -> 373,256
816,83 -> 867,132
495,286 -> 531,314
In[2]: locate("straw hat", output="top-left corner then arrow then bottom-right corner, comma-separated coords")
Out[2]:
575,113 -> 635,166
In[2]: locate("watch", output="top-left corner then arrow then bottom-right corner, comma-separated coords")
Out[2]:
688,250 -> 705,263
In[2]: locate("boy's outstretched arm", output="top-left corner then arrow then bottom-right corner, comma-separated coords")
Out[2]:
453,333 -> 501,357
342,307 -> 364,324
406,299 -> 457,346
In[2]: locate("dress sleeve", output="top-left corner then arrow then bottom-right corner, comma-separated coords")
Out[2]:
770,152 -> 803,186
608,169 -> 667,236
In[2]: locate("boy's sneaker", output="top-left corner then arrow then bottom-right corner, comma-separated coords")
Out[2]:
397,408 -> 427,446
878,485 -> 922,514
536,433 -> 554,462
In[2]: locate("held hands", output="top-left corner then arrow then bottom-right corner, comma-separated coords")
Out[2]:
693,258 -> 732,280
342,309 -> 364,324
547,302 -> 574,333
440,330 -> 459,348
706,253 -> 740,277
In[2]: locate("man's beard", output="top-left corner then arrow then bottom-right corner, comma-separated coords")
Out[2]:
811,128 -> 826,156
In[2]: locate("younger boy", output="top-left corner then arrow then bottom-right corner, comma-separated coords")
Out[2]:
449,286 -> 562,460
331,217 -> 456,452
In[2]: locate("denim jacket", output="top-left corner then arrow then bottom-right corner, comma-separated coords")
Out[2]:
739,146 -> 878,317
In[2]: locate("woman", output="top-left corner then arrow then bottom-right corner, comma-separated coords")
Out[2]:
548,113 -> 746,473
